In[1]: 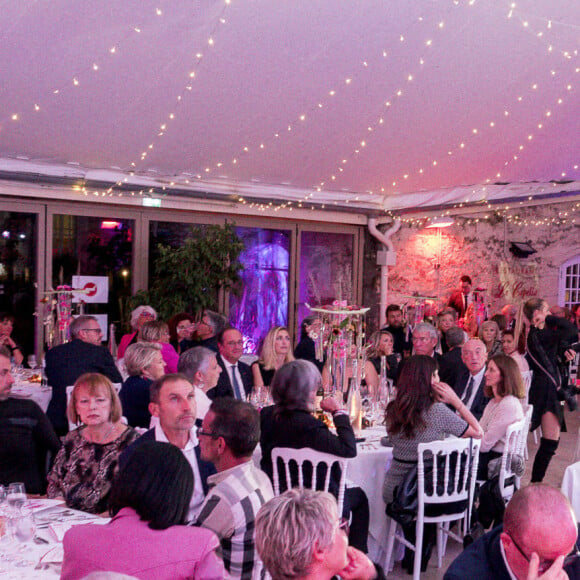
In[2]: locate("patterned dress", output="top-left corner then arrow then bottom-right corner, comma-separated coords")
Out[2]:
47,426 -> 139,514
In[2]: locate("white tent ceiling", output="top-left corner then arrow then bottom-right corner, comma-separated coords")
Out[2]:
0,0 -> 578,214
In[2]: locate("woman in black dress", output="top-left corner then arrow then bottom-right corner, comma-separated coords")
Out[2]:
524,298 -> 578,482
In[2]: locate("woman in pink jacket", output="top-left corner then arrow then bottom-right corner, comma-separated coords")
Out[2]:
61,440 -> 227,580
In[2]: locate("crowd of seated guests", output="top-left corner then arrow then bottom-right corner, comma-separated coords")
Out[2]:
3,293 -> 580,579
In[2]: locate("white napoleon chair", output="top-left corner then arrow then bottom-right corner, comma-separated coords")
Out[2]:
271,447 -> 349,515
520,404 -> 533,461
385,437 -> 481,580
497,417 -> 527,503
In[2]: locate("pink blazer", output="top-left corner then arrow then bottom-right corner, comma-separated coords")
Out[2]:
61,507 -> 228,580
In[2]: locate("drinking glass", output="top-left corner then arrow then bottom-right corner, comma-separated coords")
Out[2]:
13,506 -> 35,543
27,355 -> 37,370
6,483 -> 26,511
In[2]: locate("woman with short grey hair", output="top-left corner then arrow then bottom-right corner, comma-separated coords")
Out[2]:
117,305 -> 157,359
119,342 -> 164,428
260,360 -> 369,553
255,489 -> 380,580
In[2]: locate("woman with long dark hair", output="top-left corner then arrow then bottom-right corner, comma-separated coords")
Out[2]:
477,354 -> 525,479
383,355 -> 482,572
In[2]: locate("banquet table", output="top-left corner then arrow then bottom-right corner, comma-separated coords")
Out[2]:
8,371 -> 52,413
561,461 -> 580,521
0,498 -> 108,579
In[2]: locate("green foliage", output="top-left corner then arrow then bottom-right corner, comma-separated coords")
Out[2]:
127,224 -> 244,321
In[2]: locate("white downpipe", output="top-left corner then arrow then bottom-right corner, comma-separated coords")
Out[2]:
368,218 -> 401,327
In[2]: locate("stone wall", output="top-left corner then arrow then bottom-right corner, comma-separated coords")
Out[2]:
363,199 -> 580,331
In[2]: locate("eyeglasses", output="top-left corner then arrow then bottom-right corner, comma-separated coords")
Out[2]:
225,340 -> 243,347
197,427 -> 220,439
338,517 -> 350,536
82,328 -> 102,334
508,533 -> 580,573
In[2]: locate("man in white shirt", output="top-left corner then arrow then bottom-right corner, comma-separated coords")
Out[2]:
211,327 -> 253,400
121,373 -> 216,522
453,338 -> 489,420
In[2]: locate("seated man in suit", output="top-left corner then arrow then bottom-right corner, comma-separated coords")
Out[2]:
453,338 -> 489,420
381,304 -> 412,357
178,346 -> 222,421
438,326 -> 468,386
445,484 -> 579,580
45,315 -> 122,435
121,373 -> 216,522
209,327 -> 253,401
412,322 -> 441,364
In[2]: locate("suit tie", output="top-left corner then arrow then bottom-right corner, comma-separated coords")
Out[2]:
231,364 -> 242,400
463,376 -> 475,406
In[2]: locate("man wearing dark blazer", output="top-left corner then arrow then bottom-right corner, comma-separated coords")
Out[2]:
209,327 -> 253,400
447,274 -> 473,319
120,374 -> 216,522
452,338 -> 489,421
438,326 -> 468,386
444,485 -> 579,580
45,315 -> 122,435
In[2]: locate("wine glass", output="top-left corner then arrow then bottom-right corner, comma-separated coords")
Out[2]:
6,483 -> 26,511
27,355 -> 37,370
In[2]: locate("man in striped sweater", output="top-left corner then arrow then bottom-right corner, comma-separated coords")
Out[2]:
196,398 -> 273,580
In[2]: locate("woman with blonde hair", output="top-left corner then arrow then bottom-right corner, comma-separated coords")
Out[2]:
252,326 -> 294,387
47,373 -> 139,513
479,320 -> 502,359
367,329 -> 399,383
139,320 -> 179,373
119,342 -> 165,428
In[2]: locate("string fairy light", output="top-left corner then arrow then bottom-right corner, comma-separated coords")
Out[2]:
197,10 -> 447,198
312,13 -> 452,202
105,0 -> 233,195
367,0 -> 580,202
2,8 -> 163,127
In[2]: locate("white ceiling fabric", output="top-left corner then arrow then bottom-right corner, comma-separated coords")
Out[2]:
0,0 -> 578,213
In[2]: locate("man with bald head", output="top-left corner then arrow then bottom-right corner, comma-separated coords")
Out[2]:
453,338 -> 490,420
445,484 -> 579,579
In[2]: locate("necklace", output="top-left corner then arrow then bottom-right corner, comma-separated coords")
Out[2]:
85,422 -> 117,444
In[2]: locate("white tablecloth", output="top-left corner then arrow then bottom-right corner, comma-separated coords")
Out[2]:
9,382 -> 52,413
0,499 -> 108,579
561,461 -> 580,521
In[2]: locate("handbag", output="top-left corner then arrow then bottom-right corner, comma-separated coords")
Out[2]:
386,462 -> 421,526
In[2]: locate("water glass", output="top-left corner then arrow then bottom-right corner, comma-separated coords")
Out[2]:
6,483 -> 26,511
12,507 -> 35,543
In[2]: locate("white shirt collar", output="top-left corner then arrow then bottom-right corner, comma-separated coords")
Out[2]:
154,423 -> 198,448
